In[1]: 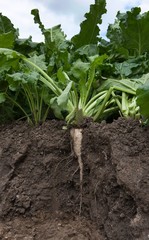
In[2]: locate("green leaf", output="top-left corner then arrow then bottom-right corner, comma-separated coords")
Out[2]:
0,13 -> 16,33
0,32 -> 15,49
50,97 -> 64,119
88,54 -> 107,66
99,78 -> 137,94
15,37 -> 40,55
0,93 -> 6,103
107,7 -> 149,56
7,71 -> 40,91
83,54 -> 107,104
50,82 -> 73,120
31,9 -> 45,33
137,81 -> 149,118
0,13 -> 17,48
137,73 -> 149,85
31,9 -> 67,51
71,0 -> 107,48
7,72 -> 25,91
0,48 -> 21,72
28,54 -> 47,71
57,68 -> 70,85
114,60 -> 139,77
78,78 -> 87,107
75,44 -> 99,57
57,81 -> 73,108
71,59 -> 90,80
44,25 -> 67,50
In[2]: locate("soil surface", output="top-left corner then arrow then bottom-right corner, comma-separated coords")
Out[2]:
0,118 -> 149,240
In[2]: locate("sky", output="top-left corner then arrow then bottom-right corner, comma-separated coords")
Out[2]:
0,0 -> 148,42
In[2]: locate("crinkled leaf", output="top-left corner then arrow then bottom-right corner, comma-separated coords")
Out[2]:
7,73 -> 26,91
0,48 -> 21,72
28,54 -> 47,71
7,71 -> 40,91
71,0 -> 106,48
47,48 -> 70,74
107,7 -> 149,56
31,9 -> 67,50
114,54 -> 149,78
31,9 -> 45,33
44,25 -> 67,50
71,59 -> 90,80
107,19 -> 122,46
114,61 -> 139,77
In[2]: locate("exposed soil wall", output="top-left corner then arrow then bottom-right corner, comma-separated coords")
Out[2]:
0,118 -> 148,239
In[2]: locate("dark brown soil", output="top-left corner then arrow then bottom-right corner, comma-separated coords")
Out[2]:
0,118 -> 148,240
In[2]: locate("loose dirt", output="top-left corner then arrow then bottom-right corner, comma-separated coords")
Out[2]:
0,118 -> 148,239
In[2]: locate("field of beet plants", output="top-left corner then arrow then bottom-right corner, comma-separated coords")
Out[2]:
0,0 -> 149,239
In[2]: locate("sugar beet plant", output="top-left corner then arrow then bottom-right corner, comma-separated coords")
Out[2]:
0,0 -> 149,125
1,0 -> 149,215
